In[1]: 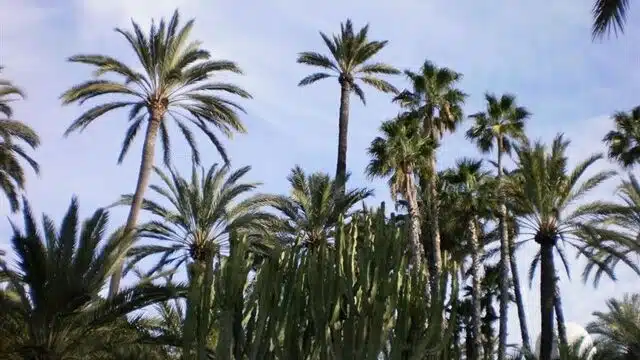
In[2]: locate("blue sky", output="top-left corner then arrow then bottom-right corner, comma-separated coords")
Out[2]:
1,0 -> 640,346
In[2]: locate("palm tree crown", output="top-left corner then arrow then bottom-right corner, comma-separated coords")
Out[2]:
0,66 -> 40,212
0,197 -> 181,359
366,114 -> 430,200
592,0 -> 631,39
297,19 -> 399,103
273,166 -> 373,246
587,293 -> 640,359
394,60 -> 467,140
116,164 -> 277,274
466,93 -> 530,156
603,106 -> 640,169
61,9 -> 251,165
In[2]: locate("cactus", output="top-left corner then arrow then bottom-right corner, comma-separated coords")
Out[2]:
201,205 -> 456,359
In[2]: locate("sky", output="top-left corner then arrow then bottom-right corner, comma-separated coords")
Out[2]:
1,0 -> 640,347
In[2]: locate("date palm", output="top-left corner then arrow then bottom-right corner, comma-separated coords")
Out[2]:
113,163 -> 277,358
592,0 -> 631,39
273,166 -> 372,247
0,67 -> 40,213
296,19 -> 399,193
467,92 -> 531,358
0,197 -> 182,360
587,293 -> 640,360
394,59 -> 467,300
441,158 -> 495,360
603,106 -> 640,169
61,10 -> 251,298
580,175 -> 640,285
506,134 -> 622,360
366,113 -> 431,270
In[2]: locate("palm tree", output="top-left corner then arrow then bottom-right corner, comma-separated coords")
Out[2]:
366,113 -> 430,270
0,66 -> 40,213
506,134 -> 622,360
273,166 -> 372,247
296,19 -> 399,193
592,0 -> 631,39
113,163 -> 277,358
394,59 -> 467,299
580,175 -> 640,286
441,158 -> 495,360
467,92 -> 531,358
61,10 -> 251,298
603,106 -> 640,169
0,197 -> 182,360
587,293 -> 640,359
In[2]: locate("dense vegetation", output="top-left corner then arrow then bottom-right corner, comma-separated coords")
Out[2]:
1,4 -> 640,360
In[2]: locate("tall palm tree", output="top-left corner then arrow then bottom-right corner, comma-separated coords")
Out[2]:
466,92 -> 531,358
587,293 -> 640,359
603,106 -> 640,169
61,10 -> 252,298
592,0 -> 631,39
0,67 -> 40,213
273,166 -> 372,247
0,197 -> 182,360
113,163 -> 277,358
506,134 -> 621,360
394,59 -> 467,299
441,158 -> 495,360
366,113 -> 430,270
296,19 -> 399,193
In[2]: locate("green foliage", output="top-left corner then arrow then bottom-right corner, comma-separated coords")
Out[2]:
60,9 -> 251,165
115,163 -> 279,276
0,197 -> 185,359
394,60 -> 467,141
602,106 -> 640,169
592,0 -> 630,39
587,293 -> 640,359
366,114 -> 431,200
203,209 -> 456,360
0,67 -> 40,212
273,166 -> 373,246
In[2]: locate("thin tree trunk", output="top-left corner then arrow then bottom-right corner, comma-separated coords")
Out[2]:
427,153 -> 442,301
108,115 -> 161,298
406,172 -> 425,271
197,251 -> 215,360
183,260 -> 206,360
496,138 -> 511,360
539,242 -> 556,360
554,282 -> 567,353
335,79 -> 351,196
509,235 -> 531,354
469,218 -> 484,360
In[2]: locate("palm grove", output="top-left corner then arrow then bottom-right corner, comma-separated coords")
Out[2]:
1,5 -> 640,360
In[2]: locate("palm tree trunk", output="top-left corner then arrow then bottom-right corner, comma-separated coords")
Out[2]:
509,235 -> 531,353
496,138 -> 511,360
539,242 -> 556,360
554,283 -> 568,352
427,153 -> 442,301
335,79 -> 351,195
108,115 -> 161,298
469,217 -> 484,360
406,172 -> 425,271
197,251 -> 215,360
184,260 -> 206,360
